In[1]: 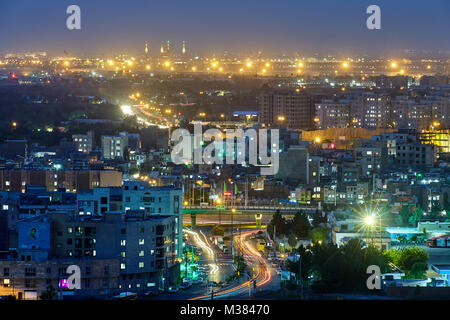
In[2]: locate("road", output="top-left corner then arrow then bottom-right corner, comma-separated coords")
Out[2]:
189,230 -> 275,300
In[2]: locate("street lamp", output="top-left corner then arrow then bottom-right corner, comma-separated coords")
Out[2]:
364,215 -> 375,245
363,212 -> 382,248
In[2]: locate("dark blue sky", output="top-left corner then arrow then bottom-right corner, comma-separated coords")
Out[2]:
0,0 -> 449,56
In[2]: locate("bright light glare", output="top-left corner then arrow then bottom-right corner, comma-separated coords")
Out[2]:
364,216 -> 375,226
121,105 -> 133,115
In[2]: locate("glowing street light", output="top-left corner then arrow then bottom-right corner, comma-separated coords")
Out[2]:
364,216 -> 375,226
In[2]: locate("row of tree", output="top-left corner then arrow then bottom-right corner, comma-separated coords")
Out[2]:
286,240 -> 430,293
267,210 -> 327,240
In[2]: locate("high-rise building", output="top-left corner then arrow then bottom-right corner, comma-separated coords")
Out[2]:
72,131 -> 93,154
315,99 -> 353,129
356,94 -> 392,129
258,90 -> 314,130
101,132 -> 128,160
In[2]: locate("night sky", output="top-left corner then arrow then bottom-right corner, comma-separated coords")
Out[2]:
0,0 -> 449,56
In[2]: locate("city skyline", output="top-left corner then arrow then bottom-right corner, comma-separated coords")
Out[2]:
1,0 -> 450,57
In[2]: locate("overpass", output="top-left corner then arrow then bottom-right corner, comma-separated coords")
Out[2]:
183,204 -> 318,214
182,204 -> 319,226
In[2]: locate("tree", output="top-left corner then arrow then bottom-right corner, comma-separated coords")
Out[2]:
288,234 -> 297,249
291,212 -> 311,239
384,246 -> 429,279
267,210 -> 287,239
286,245 -> 313,282
312,210 -> 327,228
409,205 -> 422,225
40,285 -> 57,300
311,228 -> 328,244
399,205 -> 411,225
310,239 -> 389,293
233,256 -> 247,278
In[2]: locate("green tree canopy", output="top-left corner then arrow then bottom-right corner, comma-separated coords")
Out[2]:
267,211 -> 287,239
291,211 -> 312,239
384,246 -> 429,279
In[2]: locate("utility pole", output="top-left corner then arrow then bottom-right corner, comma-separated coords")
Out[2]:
231,209 -> 234,259
297,250 -> 303,300
245,177 -> 248,209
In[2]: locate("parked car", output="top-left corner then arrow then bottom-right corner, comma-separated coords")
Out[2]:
180,282 -> 191,289
168,286 -> 179,293
183,277 -> 193,284
144,290 -> 159,297
113,292 -> 137,300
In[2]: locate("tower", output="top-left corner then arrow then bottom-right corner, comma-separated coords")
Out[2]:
182,40 -> 186,55
166,40 -> 171,55
160,42 -> 164,54
144,42 -> 149,55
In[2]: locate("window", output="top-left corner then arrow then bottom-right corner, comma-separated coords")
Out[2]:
25,279 -> 36,288
3,268 -> 10,276
139,262 -> 144,268
120,263 -> 126,270
139,250 -> 144,257
139,239 -> 145,245
25,268 -> 36,277
120,240 -> 126,246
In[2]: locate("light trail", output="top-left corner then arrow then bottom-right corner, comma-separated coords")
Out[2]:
189,230 -> 272,300
184,229 -> 214,257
